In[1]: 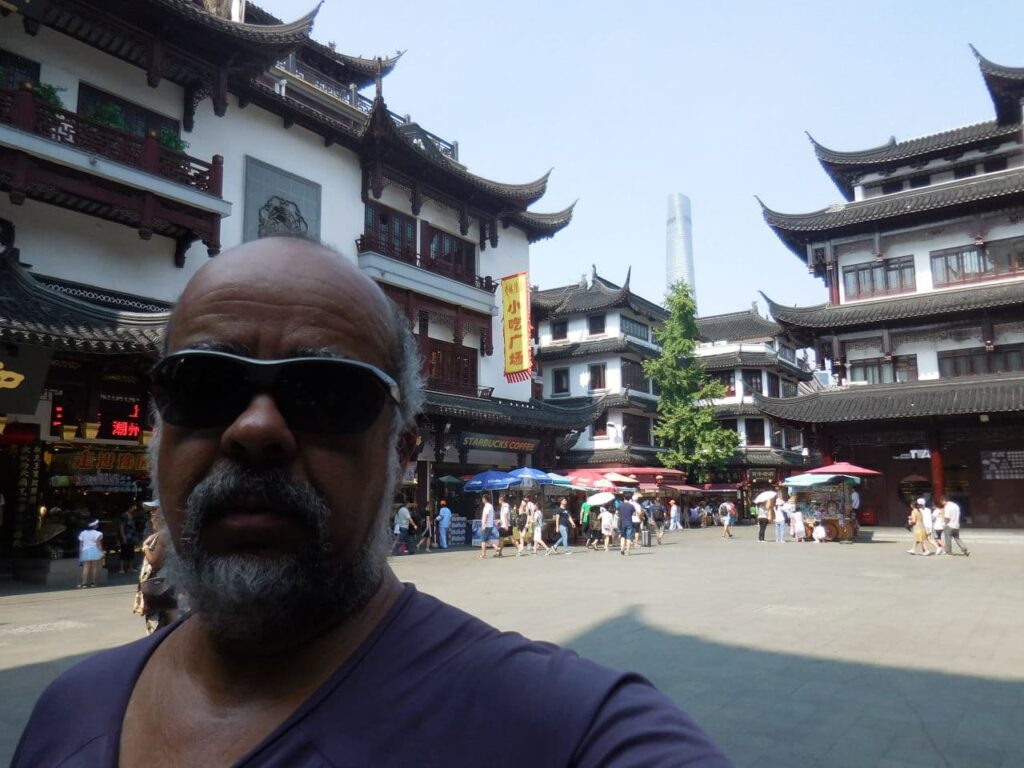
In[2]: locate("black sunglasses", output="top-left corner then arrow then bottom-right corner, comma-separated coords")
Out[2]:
151,349 -> 402,435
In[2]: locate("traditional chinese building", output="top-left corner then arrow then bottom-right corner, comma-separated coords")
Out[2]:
754,47 -> 1024,528
694,306 -> 812,497
531,268 -> 674,476
0,0 -> 581,558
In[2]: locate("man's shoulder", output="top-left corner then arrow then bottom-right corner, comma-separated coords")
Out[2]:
13,632 -> 160,766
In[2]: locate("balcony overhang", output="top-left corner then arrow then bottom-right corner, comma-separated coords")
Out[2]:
358,250 -> 496,316
0,124 -> 231,218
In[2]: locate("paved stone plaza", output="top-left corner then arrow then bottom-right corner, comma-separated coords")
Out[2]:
1,526 -> 1022,767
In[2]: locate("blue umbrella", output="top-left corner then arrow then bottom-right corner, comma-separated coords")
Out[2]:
463,469 -> 522,492
508,467 -> 553,487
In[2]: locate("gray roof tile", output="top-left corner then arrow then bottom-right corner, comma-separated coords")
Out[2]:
754,373 -> 1024,423
697,307 -> 780,342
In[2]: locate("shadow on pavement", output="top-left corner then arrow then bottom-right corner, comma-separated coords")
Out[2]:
0,651 -> 98,765
564,607 -> 1023,768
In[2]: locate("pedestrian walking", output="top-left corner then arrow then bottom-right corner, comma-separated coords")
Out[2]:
937,495 -> 970,556
790,503 -> 805,542
531,501 -> 551,555
618,494 -> 638,556
720,501 -> 733,540
416,508 -> 434,552
118,504 -> 138,574
599,505 -> 615,551
653,499 -> 667,544
756,501 -> 770,543
906,500 -> 938,556
515,498 -> 531,556
497,495 -> 512,557
395,503 -> 417,555
669,499 -> 681,531
133,501 -> 178,634
436,500 -> 451,550
77,519 -> 104,588
479,496 -> 499,558
930,499 -> 945,554
774,498 -> 787,543
549,497 -> 576,555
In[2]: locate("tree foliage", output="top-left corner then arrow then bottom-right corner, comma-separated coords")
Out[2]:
643,281 -> 739,476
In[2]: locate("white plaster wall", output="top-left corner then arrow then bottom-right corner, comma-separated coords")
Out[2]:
834,216 -> 1024,304
4,15 -> 538,401
546,355 -> 624,399
538,310 -> 618,347
856,142 -> 1022,198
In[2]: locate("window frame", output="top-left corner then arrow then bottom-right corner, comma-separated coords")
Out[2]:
930,237 -> 1024,287
591,410 -> 609,438
621,412 -> 652,446
620,315 -> 649,341
842,255 -> 916,300
421,221 -> 476,279
364,202 -> 417,261
621,358 -> 647,392
77,83 -> 180,139
552,367 -> 570,395
744,418 -> 766,447
588,363 -> 606,391
587,314 -> 606,336
848,355 -> 919,384
0,48 -> 41,91
550,319 -> 568,341
938,345 -> 1024,378
741,368 -> 763,396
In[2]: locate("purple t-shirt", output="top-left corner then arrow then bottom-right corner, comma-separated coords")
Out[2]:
13,585 -> 731,767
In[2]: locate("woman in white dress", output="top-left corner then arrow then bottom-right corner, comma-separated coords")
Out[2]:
790,503 -> 805,542
77,519 -> 104,588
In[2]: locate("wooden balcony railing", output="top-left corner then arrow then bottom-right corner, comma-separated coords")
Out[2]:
357,232 -> 497,293
423,337 -> 478,396
1,84 -> 223,197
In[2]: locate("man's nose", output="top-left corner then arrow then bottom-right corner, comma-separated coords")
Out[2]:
221,393 -> 298,466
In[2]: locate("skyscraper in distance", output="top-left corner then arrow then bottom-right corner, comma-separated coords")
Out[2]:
666,193 -> 696,303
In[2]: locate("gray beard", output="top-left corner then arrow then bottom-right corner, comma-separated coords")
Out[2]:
160,459 -> 396,649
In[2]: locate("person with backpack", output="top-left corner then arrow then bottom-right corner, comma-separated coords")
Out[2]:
653,499 -> 667,544
619,494 -> 638,556
531,499 -> 551,556
515,498 -> 532,556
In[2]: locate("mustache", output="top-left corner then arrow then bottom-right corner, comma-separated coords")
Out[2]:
181,464 -> 330,545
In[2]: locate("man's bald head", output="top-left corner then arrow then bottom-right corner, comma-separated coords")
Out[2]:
161,236 -> 423,430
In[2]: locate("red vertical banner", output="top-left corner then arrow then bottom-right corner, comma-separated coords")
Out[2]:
500,272 -> 532,383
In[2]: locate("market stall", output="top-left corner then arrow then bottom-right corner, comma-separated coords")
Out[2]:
784,473 -> 861,542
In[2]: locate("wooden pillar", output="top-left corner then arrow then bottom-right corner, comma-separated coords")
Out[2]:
928,428 -> 945,501
827,264 -> 840,305
820,430 -> 834,466
415,460 -> 429,515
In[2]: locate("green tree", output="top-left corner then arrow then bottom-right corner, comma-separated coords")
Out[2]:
643,280 -> 739,477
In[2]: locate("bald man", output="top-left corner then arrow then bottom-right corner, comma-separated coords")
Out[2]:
14,237 -> 730,767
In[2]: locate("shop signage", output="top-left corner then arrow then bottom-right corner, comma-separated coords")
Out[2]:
0,344 -> 53,415
458,432 -> 540,454
747,469 -> 777,483
500,272 -> 532,383
50,473 -> 141,491
981,450 -> 1024,480
70,448 -> 149,474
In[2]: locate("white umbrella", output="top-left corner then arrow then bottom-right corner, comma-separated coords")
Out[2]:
587,491 -> 616,507
754,490 -> 777,504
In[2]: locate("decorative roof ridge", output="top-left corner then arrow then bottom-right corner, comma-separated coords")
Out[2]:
4,253 -> 169,327
510,201 -> 576,242
807,120 -> 1016,165
970,44 -> 1024,80
760,165 -> 1024,226
147,0 -> 321,43
758,371 -> 1024,403
760,290 -> 830,318
366,98 -> 552,206
697,306 -> 767,323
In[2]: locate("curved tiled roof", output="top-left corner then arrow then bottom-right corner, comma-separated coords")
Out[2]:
754,373 -> 1024,424
696,307 -> 780,342
423,391 -> 599,430
508,202 -> 576,243
761,168 -> 1024,257
0,254 -> 166,355
535,336 -> 658,361
547,391 -> 659,415
725,448 -> 807,469
713,402 -> 764,418
698,350 -> 814,380
559,446 -> 665,468
532,269 -> 667,321
762,280 -> 1024,331
148,0 -> 319,44
366,99 -> 551,210
808,122 -> 1021,201
971,45 -> 1024,125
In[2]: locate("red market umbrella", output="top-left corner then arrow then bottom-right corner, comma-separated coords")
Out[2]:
808,462 -> 881,477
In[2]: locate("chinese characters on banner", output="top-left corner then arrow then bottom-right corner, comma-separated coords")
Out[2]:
500,272 -> 532,383
71,449 -> 149,473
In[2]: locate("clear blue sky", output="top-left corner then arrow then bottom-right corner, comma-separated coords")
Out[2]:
261,0 -> 1024,317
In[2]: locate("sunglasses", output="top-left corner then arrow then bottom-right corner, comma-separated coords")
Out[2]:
151,349 -> 401,435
